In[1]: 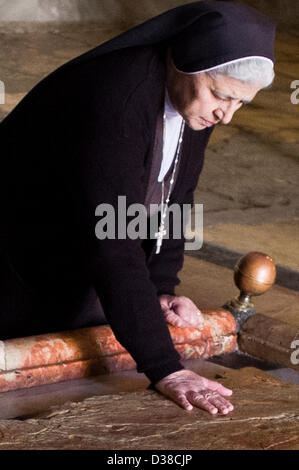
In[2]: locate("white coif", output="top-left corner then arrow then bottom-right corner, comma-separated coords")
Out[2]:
158,88 -> 183,182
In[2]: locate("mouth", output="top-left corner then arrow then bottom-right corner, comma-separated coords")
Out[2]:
201,117 -> 216,127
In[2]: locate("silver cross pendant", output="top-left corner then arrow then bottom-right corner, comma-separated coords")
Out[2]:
155,223 -> 167,254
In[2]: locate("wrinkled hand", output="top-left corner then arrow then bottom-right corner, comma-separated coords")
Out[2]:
159,295 -> 204,328
155,369 -> 234,415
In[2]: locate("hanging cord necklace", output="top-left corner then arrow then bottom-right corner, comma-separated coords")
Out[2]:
155,113 -> 185,254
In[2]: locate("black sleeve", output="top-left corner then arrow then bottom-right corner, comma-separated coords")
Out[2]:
70,86 -> 184,385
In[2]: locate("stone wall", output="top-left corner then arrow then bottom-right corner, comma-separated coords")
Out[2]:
237,0 -> 299,27
0,0 -> 190,23
0,0 -> 298,26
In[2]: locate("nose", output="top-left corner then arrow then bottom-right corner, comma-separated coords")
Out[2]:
214,101 -> 240,125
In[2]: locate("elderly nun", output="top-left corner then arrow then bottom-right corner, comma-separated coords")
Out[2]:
0,1 -> 275,415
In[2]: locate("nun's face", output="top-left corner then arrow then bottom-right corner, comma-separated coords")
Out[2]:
166,64 -> 262,131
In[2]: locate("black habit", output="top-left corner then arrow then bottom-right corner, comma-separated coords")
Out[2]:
0,1 -> 275,384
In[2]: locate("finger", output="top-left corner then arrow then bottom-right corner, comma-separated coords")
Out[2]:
164,311 -> 190,328
176,309 -> 203,327
172,392 -> 193,411
160,301 -> 171,311
216,385 -> 233,396
159,295 -> 175,311
205,379 -> 233,396
168,307 -> 200,328
203,392 -> 234,414
187,391 -> 218,415
164,311 -> 183,326
172,304 -> 204,327
210,399 -> 234,415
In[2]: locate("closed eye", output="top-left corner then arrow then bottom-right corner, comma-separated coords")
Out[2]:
211,89 -> 228,101
211,89 -> 248,105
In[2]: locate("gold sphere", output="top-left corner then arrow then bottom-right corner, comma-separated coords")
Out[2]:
234,252 -> 276,296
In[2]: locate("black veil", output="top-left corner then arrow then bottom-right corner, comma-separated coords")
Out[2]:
63,1 -> 275,73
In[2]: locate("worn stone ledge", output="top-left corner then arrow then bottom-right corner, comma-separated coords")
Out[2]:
239,313 -> 299,371
0,309 -> 236,393
0,368 -> 298,450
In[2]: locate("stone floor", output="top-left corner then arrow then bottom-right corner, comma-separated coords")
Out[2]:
0,362 -> 298,450
178,256 -> 299,327
0,21 -> 298,450
0,358 -> 227,420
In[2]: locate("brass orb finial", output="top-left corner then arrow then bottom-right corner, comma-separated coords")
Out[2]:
224,252 -> 276,330
234,251 -> 276,296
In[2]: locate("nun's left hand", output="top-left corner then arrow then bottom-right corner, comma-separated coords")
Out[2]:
155,369 -> 234,415
159,295 -> 204,328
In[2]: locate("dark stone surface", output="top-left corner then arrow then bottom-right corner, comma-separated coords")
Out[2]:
0,367 -> 298,450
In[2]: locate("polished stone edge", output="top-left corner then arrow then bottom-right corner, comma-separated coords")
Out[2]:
239,313 -> 299,371
0,309 -> 237,393
186,242 -> 299,292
